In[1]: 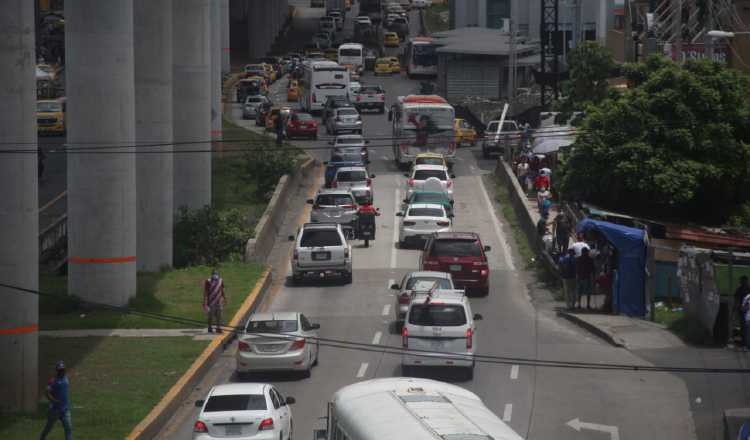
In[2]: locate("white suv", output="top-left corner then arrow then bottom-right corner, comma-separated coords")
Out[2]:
401,289 -> 482,379
290,223 -> 352,284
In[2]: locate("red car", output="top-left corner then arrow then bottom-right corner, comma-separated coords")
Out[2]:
419,232 -> 491,296
285,111 -> 318,139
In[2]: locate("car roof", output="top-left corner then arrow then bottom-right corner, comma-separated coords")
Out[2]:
336,134 -> 364,140
302,222 -> 341,230
432,232 -> 481,240
413,164 -> 448,171
335,107 -> 358,113
406,203 -> 445,211
336,166 -> 367,173
209,383 -> 268,397
249,312 -> 299,322
316,188 -> 355,196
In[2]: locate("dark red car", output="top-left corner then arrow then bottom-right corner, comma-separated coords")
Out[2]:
285,111 -> 318,140
419,232 -> 491,296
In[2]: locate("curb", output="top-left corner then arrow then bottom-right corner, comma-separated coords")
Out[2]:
557,310 -> 627,348
125,268 -> 272,440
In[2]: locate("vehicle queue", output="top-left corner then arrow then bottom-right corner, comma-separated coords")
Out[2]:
191,3 -> 516,439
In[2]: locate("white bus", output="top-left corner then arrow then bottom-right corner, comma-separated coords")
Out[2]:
337,43 -> 365,73
314,378 -> 523,440
405,37 -> 438,78
389,95 -> 456,168
301,60 -> 350,113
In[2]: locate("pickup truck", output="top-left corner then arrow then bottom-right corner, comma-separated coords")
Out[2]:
353,85 -> 385,113
482,119 -> 520,159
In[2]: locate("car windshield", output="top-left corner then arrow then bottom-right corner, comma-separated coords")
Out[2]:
336,137 -> 363,145
408,304 -> 467,326
247,320 -> 298,333
406,277 -> 453,290
408,208 -> 444,217
414,170 -> 447,181
432,239 -> 482,257
330,153 -> 362,163
300,229 -> 343,247
403,108 -> 454,130
337,170 -> 367,181
416,157 -> 444,166
413,193 -> 447,204
316,194 -> 354,206
204,395 -> 267,412
37,102 -> 62,112
295,113 -> 313,120
338,108 -> 358,116
334,147 -> 362,156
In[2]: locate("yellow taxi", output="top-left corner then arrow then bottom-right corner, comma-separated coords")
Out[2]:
324,48 -> 339,62
36,98 -> 66,136
386,56 -> 401,73
454,118 -> 477,146
384,32 -> 400,47
413,152 -> 447,168
287,80 -> 300,102
264,106 -> 292,131
375,57 -> 400,75
261,63 -> 277,82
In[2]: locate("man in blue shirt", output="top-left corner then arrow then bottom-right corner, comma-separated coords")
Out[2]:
39,360 -> 72,440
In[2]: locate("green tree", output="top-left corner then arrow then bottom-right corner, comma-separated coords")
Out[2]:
558,56 -> 750,226
173,206 -> 252,267
555,41 -> 617,118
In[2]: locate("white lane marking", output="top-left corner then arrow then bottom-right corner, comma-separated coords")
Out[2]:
566,418 -> 620,440
470,165 -> 477,172
510,365 -> 519,380
390,188 -> 401,268
382,304 -> 391,316
478,175 -> 516,270
381,155 -> 389,160
502,403 -> 513,422
372,331 -> 382,345
387,279 -> 395,289
356,362 -> 369,378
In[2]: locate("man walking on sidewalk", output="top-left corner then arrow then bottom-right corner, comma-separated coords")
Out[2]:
559,248 -> 577,309
576,247 -> 595,309
742,289 -> 750,350
203,270 -> 227,333
39,361 -> 72,440
737,275 -> 750,347
553,212 -> 571,255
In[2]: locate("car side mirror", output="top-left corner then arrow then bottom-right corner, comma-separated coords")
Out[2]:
450,199 -> 455,205
390,283 -> 400,290
484,245 -> 492,252
450,174 -> 456,179
306,199 -> 314,204
285,396 -> 296,405
449,214 -> 455,218
311,323 -> 321,330
402,198 -> 408,203
473,313 -> 483,320
195,400 -> 205,407
396,212 -> 403,217
288,235 -> 295,241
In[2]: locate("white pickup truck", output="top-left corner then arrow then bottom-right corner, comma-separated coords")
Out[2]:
481,119 -> 520,159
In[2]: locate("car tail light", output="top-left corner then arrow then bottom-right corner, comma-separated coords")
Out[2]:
238,340 -> 251,351
366,178 -> 372,186
472,261 -> 488,266
437,221 -> 450,227
258,418 -> 274,431
341,204 -> 356,209
290,338 -> 305,350
480,269 -> 489,276
403,221 -> 416,226
407,178 -> 414,187
402,326 -> 408,348
399,293 -> 410,304
379,94 -> 385,101
194,421 -> 208,433
331,179 -> 337,188
446,180 -> 453,188
466,328 -> 473,349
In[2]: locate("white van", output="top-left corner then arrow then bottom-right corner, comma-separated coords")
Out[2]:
401,289 -> 482,379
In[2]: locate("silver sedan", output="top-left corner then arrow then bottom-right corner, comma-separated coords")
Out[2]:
326,107 -> 363,135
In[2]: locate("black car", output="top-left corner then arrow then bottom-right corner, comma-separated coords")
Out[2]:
322,96 -> 353,122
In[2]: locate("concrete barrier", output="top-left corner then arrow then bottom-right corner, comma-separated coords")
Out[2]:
126,268 -> 272,440
245,156 -> 317,263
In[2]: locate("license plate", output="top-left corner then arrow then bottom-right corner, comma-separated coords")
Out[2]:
225,425 -> 242,435
449,264 -> 462,271
313,252 -> 331,261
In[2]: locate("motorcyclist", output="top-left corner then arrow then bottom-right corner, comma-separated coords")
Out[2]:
356,202 -> 380,248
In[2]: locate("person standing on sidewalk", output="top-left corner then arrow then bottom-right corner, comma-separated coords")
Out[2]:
735,276 -> 750,347
742,289 -> 750,350
203,270 -> 227,334
552,212 -> 571,255
39,361 -> 72,440
559,248 -> 577,309
576,247 -> 595,309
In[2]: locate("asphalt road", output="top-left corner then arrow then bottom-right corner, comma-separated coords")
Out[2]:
157,3 -> 697,439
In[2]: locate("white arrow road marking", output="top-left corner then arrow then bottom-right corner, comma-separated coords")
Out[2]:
382,304 -> 391,316
502,404 -> 512,422
478,175 -> 516,270
387,279 -> 395,289
356,362 -> 369,378
566,418 -> 620,440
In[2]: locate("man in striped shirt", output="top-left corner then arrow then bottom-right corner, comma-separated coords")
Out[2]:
203,270 -> 227,333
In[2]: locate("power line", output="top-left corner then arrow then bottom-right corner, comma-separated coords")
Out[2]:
1,280 -> 748,375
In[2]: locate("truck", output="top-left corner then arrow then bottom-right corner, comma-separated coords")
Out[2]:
359,0 -> 383,24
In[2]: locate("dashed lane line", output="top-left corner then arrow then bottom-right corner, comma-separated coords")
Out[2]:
390,188 -> 401,268
356,362 -> 369,378
382,304 -> 391,316
510,365 -> 519,380
502,403 -> 513,422
372,331 -> 382,345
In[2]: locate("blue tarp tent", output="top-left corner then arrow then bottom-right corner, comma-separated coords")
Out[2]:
577,218 -> 647,317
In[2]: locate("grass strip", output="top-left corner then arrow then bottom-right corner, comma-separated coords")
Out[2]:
0,336 -> 209,440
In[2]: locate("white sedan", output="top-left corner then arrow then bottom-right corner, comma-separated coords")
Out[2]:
405,164 -> 455,199
236,312 -> 320,378
193,383 -> 295,440
397,203 -> 452,248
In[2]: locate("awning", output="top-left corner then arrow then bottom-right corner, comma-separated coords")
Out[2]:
533,138 -> 572,154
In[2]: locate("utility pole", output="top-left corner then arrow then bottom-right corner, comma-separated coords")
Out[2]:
508,1 -> 517,103
705,0 -> 714,60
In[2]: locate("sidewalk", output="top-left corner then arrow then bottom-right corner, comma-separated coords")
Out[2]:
557,310 -> 685,350
40,328 -> 219,341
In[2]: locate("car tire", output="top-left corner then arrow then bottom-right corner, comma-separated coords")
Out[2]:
313,345 -> 319,366
302,364 -> 312,379
344,271 -> 353,284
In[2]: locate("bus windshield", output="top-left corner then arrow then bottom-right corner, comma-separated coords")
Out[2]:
413,44 -> 437,66
339,48 -> 362,57
403,108 -> 454,131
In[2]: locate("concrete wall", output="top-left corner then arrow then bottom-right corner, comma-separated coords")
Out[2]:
0,0 -> 39,413
230,0 -> 291,63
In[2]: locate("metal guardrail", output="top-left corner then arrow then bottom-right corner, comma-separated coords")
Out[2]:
39,191 -> 67,268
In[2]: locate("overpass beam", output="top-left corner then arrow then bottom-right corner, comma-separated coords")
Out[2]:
211,0 -> 222,145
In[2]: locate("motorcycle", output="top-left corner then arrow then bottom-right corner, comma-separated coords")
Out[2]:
354,207 -> 379,248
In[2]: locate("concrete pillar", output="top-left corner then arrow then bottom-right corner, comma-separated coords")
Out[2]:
135,0 -> 173,271
0,0 -> 39,413
221,0 -> 230,74
211,0 -> 223,146
248,0 -> 261,60
66,0 -> 136,306
173,0 -> 211,211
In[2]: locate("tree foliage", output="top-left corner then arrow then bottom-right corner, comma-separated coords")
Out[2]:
558,56 -> 750,226
244,143 -> 300,200
173,206 -> 252,268
555,41 -> 617,118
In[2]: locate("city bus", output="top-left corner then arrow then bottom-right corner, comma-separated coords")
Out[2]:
300,60 -> 350,114
389,95 -> 456,169
338,43 -> 365,73
314,378 -> 523,440
405,37 -> 438,78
